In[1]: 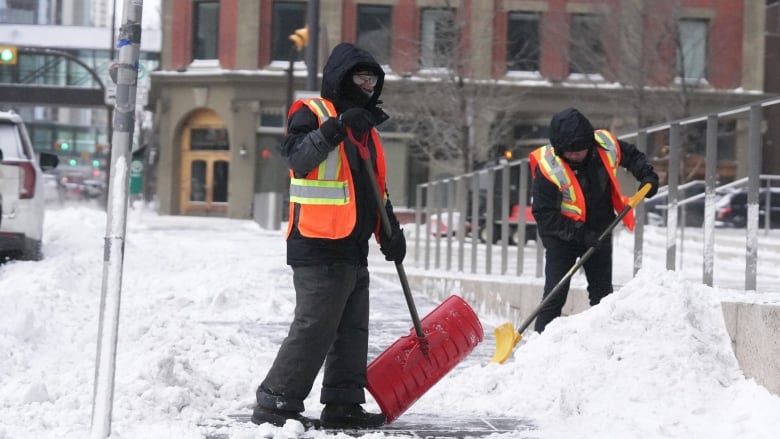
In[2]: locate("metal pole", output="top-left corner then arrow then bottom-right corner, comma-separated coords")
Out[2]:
105,0 -> 118,208
746,105 -> 761,291
702,115 -> 718,286
666,123 -> 680,270
633,130 -> 647,276
90,1 -> 143,438
306,0 -> 319,91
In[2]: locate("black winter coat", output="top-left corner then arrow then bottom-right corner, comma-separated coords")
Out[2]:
280,43 -> 394,267
531,139 -> 656,246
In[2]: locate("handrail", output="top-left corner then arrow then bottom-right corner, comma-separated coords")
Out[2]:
412,97 -> 780,293
617,95 -> 780,137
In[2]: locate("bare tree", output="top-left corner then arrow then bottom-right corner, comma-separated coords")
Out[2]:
390,0 -> 529,175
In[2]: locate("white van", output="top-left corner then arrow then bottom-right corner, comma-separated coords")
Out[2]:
0,110 -> 59,260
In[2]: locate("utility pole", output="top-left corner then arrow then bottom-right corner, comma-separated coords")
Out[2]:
90,1 -> 144,438
306,0 -> 319,91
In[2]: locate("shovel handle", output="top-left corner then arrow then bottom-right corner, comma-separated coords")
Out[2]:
350,128 -> 426,339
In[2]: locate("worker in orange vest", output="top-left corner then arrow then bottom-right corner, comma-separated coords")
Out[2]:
529,108 -> 659,332
251,43 -> 404,430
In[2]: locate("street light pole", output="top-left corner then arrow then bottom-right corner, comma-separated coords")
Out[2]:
90,1 -> 144,437
306,0 -> 319,91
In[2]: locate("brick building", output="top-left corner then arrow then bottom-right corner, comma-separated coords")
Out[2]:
149,0 -> 768,218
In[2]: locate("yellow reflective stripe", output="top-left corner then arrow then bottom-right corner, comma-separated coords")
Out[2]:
309,99 -> 332,120
595,130 -> 618,167
318,149 -> 340,180
289,178 -> 349,205
304,98 -> 341,180
538,145 -> 580,214
561,202 -> 582,215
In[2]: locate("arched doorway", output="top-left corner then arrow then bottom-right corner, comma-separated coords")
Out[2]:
179,109 -> 230,216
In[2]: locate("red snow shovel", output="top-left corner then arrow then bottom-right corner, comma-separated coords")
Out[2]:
349,129 -> 484,423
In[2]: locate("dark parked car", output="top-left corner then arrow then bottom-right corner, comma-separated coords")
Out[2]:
644,181 -> 733,227
715,188 -> 780,229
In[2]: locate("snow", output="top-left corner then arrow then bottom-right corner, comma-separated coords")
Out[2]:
1,204 -> 780,438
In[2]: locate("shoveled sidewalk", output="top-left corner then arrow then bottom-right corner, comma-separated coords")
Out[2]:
202,271 -> 536,438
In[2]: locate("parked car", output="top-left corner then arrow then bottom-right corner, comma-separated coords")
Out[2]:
645,181 -> 709,227
715,187 -> 780,229
0,110 -> 59,260
477,203 -> 537,245
427,212 -> 471,237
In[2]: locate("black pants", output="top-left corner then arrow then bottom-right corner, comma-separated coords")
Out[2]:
534,237 -> 613,333
257,263 -> 370,412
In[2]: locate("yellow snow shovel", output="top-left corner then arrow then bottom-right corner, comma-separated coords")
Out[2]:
490,183 -> 652,364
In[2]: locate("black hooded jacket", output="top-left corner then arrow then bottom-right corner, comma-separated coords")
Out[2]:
280,43 -> 392,267
531,108 -> 657,245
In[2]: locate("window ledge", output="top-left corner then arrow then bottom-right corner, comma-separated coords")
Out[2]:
505,70 -> 543,80
189,59 -> 220,70
674,77 -> 711,87
566,73 -> 606,82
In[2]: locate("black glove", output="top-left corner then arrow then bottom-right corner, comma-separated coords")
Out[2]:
338,108 -> 376,135
640,174 -> 659,198
380,204 -> 406,263
380,227 -> 406,263
319,118 -> 345,145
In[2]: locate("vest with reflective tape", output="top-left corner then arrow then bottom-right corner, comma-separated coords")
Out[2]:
529,129 -> 634,230
286,98 -> 387,239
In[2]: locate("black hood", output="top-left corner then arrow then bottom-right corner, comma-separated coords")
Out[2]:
549,107 -> 596,157
321,43 -> 385,113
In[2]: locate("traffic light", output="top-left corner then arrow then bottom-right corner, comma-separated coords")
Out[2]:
0,45 -> 18,65
54,141 -> 70,151
289,26 -> 308,51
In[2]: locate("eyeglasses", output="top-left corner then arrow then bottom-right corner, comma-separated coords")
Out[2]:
352,73 -> 378,87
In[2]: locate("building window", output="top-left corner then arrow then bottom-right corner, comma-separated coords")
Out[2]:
190,128 -> 229,151
507,12 -> 540,72
677,18 -> 708,81
271,1 -> 307,62
192,0 -> 219,60
420,8 -> 455,69
357,5 -> 392,65
568,13 -> 603,75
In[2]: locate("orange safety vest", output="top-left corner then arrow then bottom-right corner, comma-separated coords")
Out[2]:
285,98 -> 387,239
529,129 -> 635,230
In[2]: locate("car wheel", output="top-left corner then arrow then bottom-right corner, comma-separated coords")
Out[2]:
509,227 -> 519,246
478,225 -> 500,244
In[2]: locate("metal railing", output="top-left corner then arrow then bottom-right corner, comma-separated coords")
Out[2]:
412,96 -> 780,292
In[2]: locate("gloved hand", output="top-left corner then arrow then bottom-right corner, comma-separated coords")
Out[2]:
319,118 -> 345,145
338,108 -> 376,135
640,174 -> 659,198
380,198 -> 406,263
380,223 -> 406,263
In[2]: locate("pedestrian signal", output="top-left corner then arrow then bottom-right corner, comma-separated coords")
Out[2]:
0,45 -> 18,65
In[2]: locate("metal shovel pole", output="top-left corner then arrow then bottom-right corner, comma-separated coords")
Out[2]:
349,129 -> 425,340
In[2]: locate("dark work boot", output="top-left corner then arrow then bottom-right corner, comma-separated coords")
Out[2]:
251,405 -> 320,429
319,403 -> 386,429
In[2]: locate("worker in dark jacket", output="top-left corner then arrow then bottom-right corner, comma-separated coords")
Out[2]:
251,43 -> 405,430
530,108 -> 658,332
